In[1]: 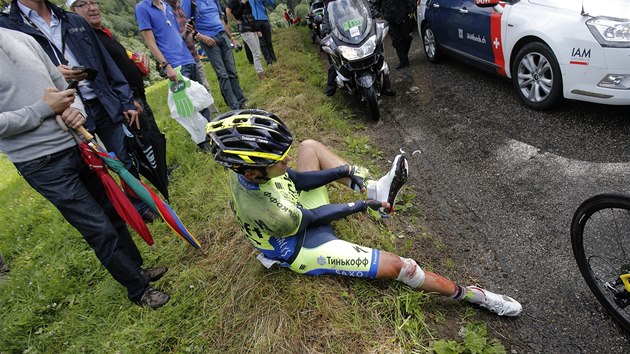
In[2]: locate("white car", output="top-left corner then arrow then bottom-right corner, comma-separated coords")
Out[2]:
417,0 -> 630,110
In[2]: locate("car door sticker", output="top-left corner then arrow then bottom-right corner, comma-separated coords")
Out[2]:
570,47 -> 591,66
490,2 -> 506,75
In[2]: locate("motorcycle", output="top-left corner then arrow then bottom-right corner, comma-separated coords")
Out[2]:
320,0 -> 390,121
306,0 -> 325,43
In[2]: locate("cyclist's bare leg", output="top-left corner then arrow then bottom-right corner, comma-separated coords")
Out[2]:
296,139 -> 353,186
376,251 -> 458,296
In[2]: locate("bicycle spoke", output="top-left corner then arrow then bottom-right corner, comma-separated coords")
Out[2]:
577,201 -> 630,330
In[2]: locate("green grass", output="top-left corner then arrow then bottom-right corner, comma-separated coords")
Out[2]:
0,27 -> 504,353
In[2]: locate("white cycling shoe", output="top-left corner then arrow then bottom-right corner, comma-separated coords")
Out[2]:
367,154 -> 409,217
467,286 -> 522,317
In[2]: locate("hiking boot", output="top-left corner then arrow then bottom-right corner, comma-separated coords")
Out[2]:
136,287 -> 170,309
140,267 -> 168,283
467,286 -> 522,317
367,154 -> 408,217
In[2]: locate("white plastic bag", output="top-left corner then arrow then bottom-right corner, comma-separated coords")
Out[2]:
167,90 -> 209,144
187,79 -> 214,111
166,67 -> 214,144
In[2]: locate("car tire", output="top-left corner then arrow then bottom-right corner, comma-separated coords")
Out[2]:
421,23 -> 440,63
511,42 -> 563,110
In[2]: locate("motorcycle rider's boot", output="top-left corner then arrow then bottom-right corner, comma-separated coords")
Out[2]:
395,45 -> 410,69
325,66 -> 337,96
381,76 -> 396,96
382,88 -> 396,96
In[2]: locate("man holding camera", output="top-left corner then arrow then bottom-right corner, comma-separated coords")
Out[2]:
68,0 -> 162,136
181,0 -> 247,110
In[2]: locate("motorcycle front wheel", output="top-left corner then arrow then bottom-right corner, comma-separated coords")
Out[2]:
362,85 -> 380,121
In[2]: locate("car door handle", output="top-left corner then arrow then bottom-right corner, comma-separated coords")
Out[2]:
432,3 -> 440,8
459,8 -> 469,14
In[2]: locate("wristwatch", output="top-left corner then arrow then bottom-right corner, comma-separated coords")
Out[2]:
160,61 -> 170,70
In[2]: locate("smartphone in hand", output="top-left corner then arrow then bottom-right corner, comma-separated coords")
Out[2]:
66,80 -> 80,90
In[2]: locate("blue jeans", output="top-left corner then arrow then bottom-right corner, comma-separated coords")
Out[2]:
84,99 -> 150,215
180,63 -> 211,121
13,146 -> 149,301
200,32 -> 246,110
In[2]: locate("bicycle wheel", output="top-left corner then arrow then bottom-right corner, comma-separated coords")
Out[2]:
571,193 -> 630,332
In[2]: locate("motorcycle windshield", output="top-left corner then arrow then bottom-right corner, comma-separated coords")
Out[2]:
328,0 -> 372,45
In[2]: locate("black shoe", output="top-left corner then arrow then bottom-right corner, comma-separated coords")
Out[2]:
325,86 -> 336,97
136,287 -> 170,309
382,89 -> 397,97
395,61 -> 409,70
141,210 -> 160,224
140,267 -> 168,282
197,141 -> 212,153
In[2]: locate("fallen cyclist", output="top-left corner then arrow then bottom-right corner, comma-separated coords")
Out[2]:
206,109 -> 522,316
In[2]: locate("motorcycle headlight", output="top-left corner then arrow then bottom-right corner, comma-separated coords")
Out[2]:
338,35 -> 377,61
586,17 -> 630,48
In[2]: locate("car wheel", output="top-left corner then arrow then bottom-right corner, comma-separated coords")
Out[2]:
421,23 -> 440,63
512,42 -> 563,110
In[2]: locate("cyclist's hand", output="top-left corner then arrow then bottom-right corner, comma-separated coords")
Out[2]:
366,199 -> 389,211
348,165 -> 369,192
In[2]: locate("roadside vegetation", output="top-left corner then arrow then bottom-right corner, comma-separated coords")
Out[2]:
0,27 -> 505,353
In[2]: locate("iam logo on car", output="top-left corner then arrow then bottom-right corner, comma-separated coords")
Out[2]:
570,47 -> 592,66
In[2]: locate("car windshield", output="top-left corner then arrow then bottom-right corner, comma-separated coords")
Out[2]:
328,0 -> 372,44
529,0 -> 630,18
583,0 -> 630,18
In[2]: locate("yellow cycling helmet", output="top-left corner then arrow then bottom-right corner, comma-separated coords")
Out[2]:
206,109 -> 293,171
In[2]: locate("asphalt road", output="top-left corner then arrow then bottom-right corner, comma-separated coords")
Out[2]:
354,32 -> 630,352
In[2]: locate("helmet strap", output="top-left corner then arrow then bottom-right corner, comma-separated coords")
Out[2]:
239,166 -> 270,182
254,167 -> 270,181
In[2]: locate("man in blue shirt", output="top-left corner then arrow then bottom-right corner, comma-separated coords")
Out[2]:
135,0 -> 214,132
249,0 -> 276,65
135,0 -> 200,83
182,0 -> 246,110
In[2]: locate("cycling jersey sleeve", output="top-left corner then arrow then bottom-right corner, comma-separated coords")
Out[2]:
298,200 -> 367,230
288,166 -> 348,191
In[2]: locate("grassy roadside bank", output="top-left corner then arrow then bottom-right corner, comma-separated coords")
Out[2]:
0,27 -> 504,353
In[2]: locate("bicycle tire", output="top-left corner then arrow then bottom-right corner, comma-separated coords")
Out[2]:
571,193 -> 630,333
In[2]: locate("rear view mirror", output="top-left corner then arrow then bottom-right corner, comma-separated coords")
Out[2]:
475,0 -> 500,7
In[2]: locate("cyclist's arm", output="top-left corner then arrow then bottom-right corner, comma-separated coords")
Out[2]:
288,166 -> 349,191
298,200 -> 369,229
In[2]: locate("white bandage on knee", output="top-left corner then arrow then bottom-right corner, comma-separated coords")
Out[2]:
396,257 -> 425,288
